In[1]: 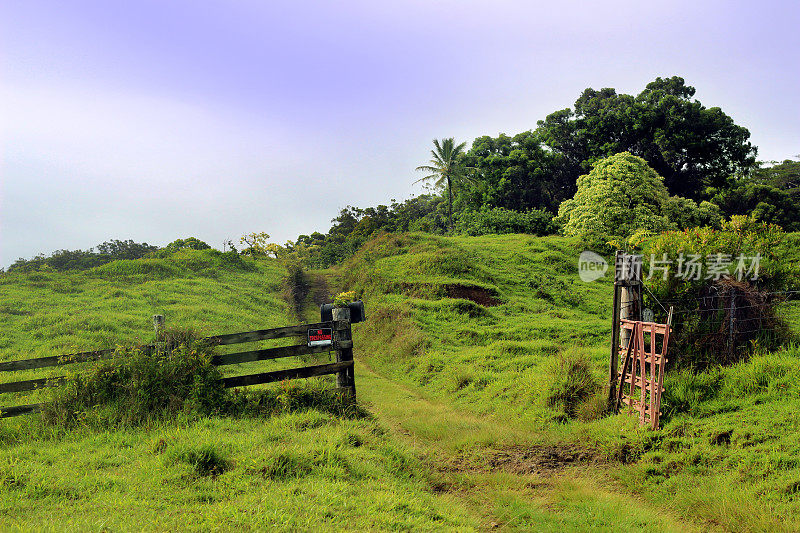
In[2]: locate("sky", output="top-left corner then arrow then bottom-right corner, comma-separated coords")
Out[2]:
1,0 -> 798,267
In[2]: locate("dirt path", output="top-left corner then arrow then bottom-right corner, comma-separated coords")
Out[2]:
356,359 -> 703,532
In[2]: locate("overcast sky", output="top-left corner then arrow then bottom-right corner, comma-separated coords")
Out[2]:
1,0 -> 798,267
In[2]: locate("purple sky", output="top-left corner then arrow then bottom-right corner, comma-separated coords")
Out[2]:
1,0 -> 798,267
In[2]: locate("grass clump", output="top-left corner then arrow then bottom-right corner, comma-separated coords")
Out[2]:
543,349 -> 600,419
171,443 -> 232,477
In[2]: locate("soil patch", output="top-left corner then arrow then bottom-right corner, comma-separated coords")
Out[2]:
439,444 -> 599,477
392,282 -> 502,306
444,285 -> 502,307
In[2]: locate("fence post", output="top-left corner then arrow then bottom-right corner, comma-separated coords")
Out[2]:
610,253 -> 642,410
729,288 -> 736,362
332,307 -> 356,401
152,314 -> 165,333
608,251 -> 623,408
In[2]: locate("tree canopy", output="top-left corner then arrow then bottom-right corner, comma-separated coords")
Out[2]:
536,76 -> 757,199
461,131 -> 573,212
557,152 -> 721,243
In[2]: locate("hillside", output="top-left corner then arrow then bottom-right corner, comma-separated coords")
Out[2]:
337,232 -> 800,530
1,236 -> 799,530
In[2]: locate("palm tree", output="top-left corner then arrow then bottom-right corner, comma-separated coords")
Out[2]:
415,138 -> 469,233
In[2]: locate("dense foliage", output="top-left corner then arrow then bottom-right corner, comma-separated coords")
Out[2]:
536,76 -> 757,199
556,152 -> 721,244
6,239 -> 160,273
639,216 -> 792,367
461,131 -> 573,212
454,207 -> 556,236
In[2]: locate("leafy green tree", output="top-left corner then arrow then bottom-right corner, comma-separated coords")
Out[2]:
751,158 -> 800,196
537,76 -> 757,199
557,152 -> 675,242
461,131 -> 573,212
708,181 -> 800,231
164,237 -> 210,252
415,138 -> 470,233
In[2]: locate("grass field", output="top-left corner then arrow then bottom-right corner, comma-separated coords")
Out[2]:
1,235 -> 800,530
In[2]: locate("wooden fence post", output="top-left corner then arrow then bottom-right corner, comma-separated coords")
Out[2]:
610,253 -> 642,410
620,254 -> 642,343
332,307 -> 356,401
608,251 -> 623,408
152,315 -> 165,333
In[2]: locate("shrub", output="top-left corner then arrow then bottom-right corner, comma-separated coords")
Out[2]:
42,328 -> 225,428
282,261 -> 309,319
454,207 -> 557,236
639,216 -> 793,367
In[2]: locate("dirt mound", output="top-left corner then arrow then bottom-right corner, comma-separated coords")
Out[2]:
392,282 -> 502,307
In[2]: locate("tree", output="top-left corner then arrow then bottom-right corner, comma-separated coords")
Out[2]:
164,237 -> 211,253
556,152 -> 719,243
751,158 -> 800,196
415,138 -> 470,233
708,181 -> 800,231
239,232 -> 274,257
537,76 -> 757,199
558,152 -> 672,242
461,131 -> 574,212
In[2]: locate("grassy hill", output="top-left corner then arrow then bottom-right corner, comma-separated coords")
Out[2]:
1,235 -> 800,530
337,232 -> 800,530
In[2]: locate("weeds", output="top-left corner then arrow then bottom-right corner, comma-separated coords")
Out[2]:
543,349 -> 600,419
171,444 -> 231,477
42,328 -> 225,428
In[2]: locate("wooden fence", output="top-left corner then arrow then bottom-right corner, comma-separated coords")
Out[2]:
0,313 -> 356,419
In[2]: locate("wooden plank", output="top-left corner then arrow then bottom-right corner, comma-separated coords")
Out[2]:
221,361 -> 352,389
0,376 -> 67,395
0,347 -> 124,373
622,377 -> 664,392
0,403 -> 44,418
211,343 -> 331,366
620,320 -> 668,335
205,322 -> 334,346
0,322 -> 334,374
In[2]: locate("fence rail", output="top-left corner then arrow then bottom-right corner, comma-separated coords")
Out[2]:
0,318 -> 356,419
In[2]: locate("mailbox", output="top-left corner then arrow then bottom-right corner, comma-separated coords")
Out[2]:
321,300 -> 366,323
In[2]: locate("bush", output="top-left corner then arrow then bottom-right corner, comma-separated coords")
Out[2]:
639,216 -> 793,367
282,261 -> 309,320
454,207 -> 557,236
41,327 -> 364,429
42,328 -> 225,428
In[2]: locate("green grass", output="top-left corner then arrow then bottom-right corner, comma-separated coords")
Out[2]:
335,231 -> 800,530
344,233 -> 611,425
0,250 -> 479,530
0,412 -> 477,531
3,235 -> 800,530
